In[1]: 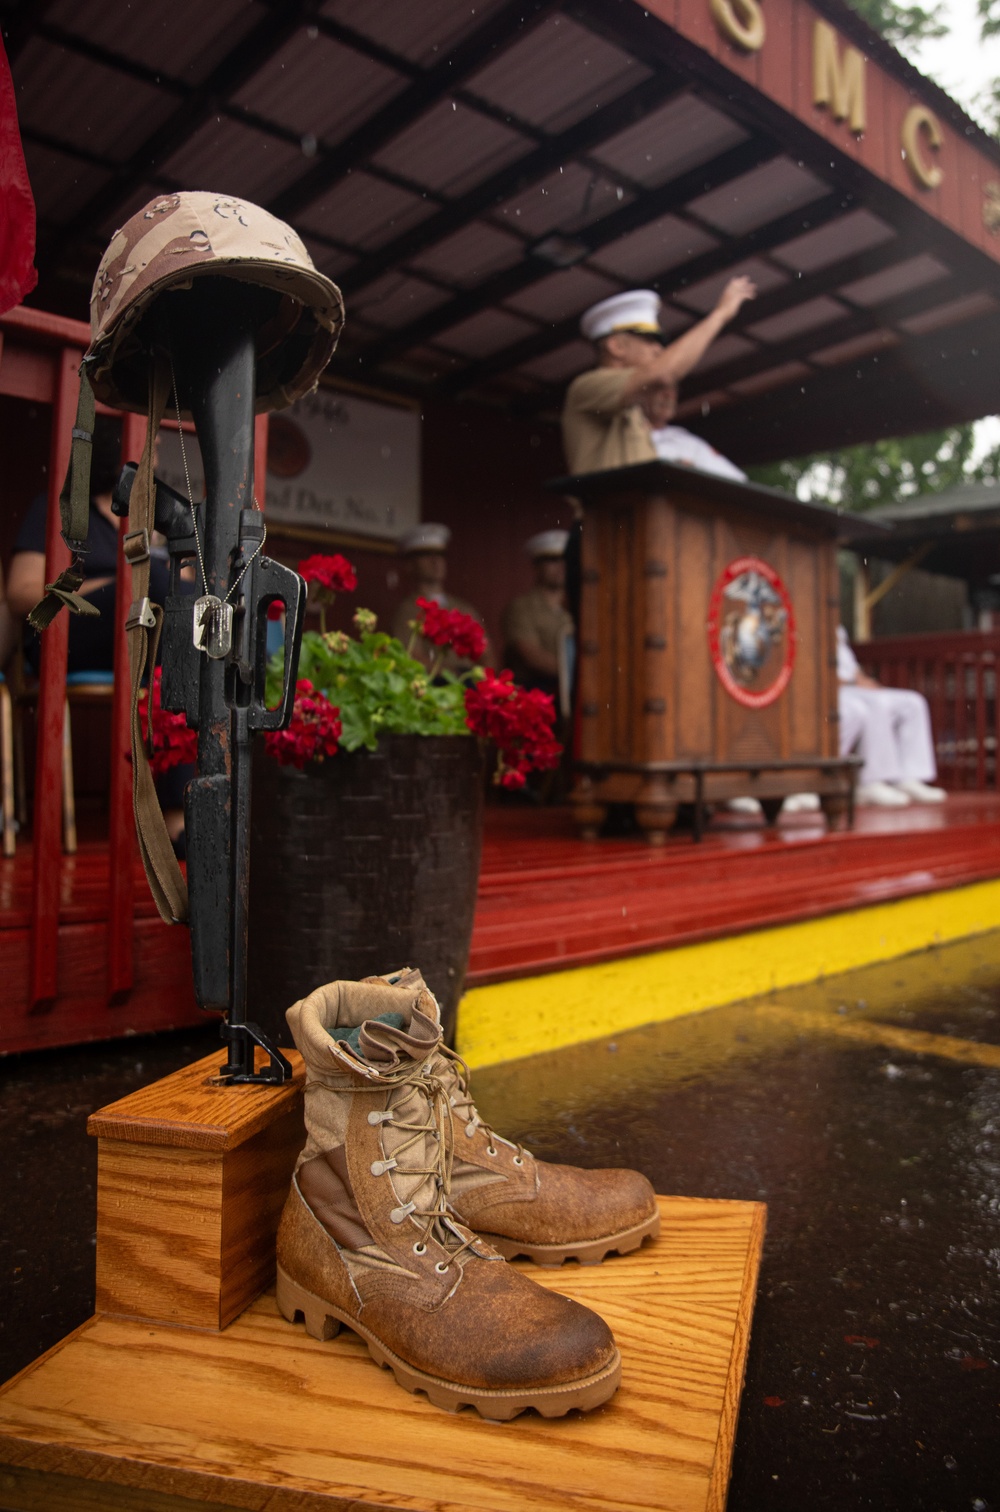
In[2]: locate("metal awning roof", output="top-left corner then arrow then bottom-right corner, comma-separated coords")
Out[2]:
842,482 -> 1000,582
8,0 -> 1000,465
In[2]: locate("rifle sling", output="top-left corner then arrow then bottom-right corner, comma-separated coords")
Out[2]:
127,360 -> 190,926
26,369 -> 101,632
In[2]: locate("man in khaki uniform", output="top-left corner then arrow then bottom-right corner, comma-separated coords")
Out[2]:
502,530 -> 574,709
392,522 -> 491,673
561,279 -> 756,475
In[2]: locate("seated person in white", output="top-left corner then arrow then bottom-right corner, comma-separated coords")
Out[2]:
642,383 -> 748,482
837,627 -> 945,806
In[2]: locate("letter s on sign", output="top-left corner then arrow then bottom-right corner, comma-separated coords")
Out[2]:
710,0 -> 765,52
901,105 -> 943,189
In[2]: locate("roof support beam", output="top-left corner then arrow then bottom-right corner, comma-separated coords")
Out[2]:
268,0 -> 566,224
36,0 -> 324,270
337,71 -> 688,301
362,136 -> 778,377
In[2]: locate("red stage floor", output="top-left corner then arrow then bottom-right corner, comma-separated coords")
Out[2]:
2,794 -> 998,1054
469,794 -> 1000,983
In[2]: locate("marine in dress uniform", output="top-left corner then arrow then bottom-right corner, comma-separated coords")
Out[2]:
501,530 -> 575,711
837,627 -> 945,806
392,522 -> 491,673
561,282 -> 755,476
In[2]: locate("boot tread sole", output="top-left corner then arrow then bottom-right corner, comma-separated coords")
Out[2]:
276,1265 -> 621,1420
478,1210 -> 661,1267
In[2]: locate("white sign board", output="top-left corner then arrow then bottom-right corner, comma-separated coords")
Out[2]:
154,387 -> 421,543
266,388 -> 420,541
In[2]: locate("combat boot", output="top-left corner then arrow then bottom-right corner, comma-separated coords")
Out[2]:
368,970 -> 660,1267
276,976 -> 621,1419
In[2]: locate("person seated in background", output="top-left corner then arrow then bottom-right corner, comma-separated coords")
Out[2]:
392,522 -> 492,673
6,413 -> 170,674
641,383 -> 748,482
501,530 -> 574,710
6,415 -> 188,849
837,626 -> 945,806
561,279 -> 755,475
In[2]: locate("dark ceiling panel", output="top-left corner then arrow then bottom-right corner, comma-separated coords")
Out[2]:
590,91 -> 748,189
465,11 -> 648,133
689,157 -> 829,237
590,213 -> 718,281
43,0 -> 259,85
16,36 -> 175,159
504,265 -> 622,321
370,98 -> 529,197
22,136 -> 109,221
298,170 -> 437,250
321,0 -> 511,67
229,28 -> 405,144
492,162 -> 633,239
162,117 -> 306,205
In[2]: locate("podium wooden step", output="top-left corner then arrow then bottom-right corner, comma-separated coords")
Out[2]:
0,1195 -> 764,1512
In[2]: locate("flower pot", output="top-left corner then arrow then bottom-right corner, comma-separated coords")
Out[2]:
247,734 -> 484,1046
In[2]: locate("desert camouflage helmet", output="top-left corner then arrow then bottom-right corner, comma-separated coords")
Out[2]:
86,191 -> 344,413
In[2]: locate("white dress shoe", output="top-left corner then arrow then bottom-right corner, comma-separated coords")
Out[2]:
726,796 -> 763,815
856,781 -> 911,807
781,793 -> 820,814
896,779 -> 946,803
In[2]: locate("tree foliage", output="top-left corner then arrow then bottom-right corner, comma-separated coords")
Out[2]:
848,0 -> 946,47
747,426 -> 1000,512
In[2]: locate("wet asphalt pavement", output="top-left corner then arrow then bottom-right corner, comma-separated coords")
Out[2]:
2,934 -> 999,1510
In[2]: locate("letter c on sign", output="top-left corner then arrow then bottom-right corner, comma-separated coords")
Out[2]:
901,106 -> 943,189
710,0 -> 765,52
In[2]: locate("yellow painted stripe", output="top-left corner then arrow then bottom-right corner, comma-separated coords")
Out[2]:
760,1006 -> 1000,1070
456,878 -> 1000,1070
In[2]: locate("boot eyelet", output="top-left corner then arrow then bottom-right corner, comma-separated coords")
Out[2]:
434,1260 -> 450,1274
413,1242 -> 427,1255
512,1155 -> 524,1166
486,1145 -> 498,1157
464,1123 -> 476,1139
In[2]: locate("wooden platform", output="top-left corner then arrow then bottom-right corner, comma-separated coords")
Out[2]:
0,1192 -> 764,1512
3,794 -> 1000,1055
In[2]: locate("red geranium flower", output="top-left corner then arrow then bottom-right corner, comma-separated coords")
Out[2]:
464,668 -> 561,787
298,553 -> 357,595
416,596 -> 486,662
264,679 -> 342,770
139,666 -> 198,776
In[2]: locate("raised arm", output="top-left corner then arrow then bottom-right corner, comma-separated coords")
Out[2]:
619,276 -> 756,406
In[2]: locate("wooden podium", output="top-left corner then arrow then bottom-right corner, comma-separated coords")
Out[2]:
561,461 -> 866,841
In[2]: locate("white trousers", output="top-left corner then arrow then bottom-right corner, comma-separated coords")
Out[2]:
838,685 -> 938,785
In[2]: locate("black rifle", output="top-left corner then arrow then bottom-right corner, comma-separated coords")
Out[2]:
113,279 -> 305,1084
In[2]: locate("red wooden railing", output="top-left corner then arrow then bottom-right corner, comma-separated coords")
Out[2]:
858,630 -> 1000,791
0,304 -> 268,1016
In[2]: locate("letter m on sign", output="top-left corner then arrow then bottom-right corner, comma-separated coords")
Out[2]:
812,20 -> 866,134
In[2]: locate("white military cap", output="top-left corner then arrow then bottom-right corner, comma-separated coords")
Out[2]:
525,529 -> 569,558
399,522 -> 451,553
580,289 -> 664,343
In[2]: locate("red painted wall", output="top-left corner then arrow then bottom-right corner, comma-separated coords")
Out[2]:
269,399 -> 571,661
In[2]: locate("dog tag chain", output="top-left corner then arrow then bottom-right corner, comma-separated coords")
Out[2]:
172,353 -> 265,664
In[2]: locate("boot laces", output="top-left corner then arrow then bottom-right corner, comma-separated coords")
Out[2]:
374,1059 -> 480,1269
438,1045 -> 526,1165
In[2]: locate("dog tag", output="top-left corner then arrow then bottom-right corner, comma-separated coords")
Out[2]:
193,594 -> 233,659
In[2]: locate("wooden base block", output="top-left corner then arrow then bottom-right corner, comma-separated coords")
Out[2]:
87,1049 -> 306,1330
0,1195 -> 765,1512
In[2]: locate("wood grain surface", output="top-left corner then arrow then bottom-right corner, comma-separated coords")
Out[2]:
0,1195 -> 766,1512
87,1049 -> 305,1152
91,1054 -> 306,1328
